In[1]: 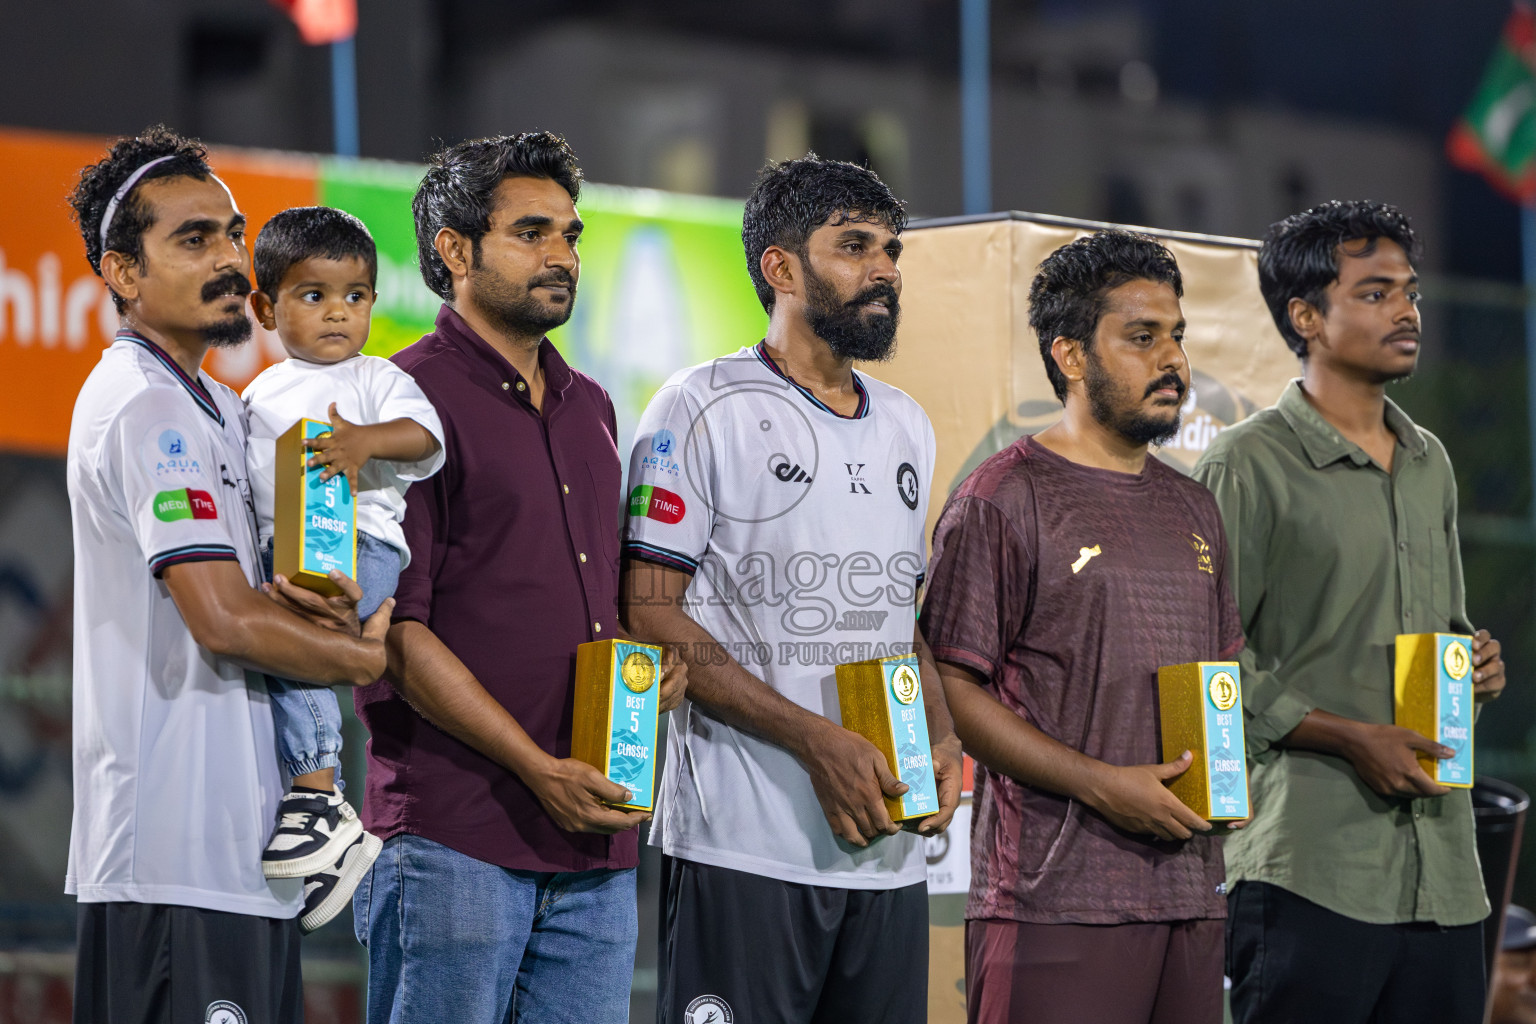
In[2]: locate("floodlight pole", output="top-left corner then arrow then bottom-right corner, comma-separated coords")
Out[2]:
961,0 -> 991,215
331,36 -> 360,158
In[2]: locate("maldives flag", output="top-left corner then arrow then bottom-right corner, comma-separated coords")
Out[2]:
1448,3 -> 1536,203
270,0 -> 357,44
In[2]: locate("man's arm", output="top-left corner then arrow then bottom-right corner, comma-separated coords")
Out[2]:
939,659 -> 1211,841
162,559 -> 387,687
620,557 -> 907,847
385,619 -> 649,834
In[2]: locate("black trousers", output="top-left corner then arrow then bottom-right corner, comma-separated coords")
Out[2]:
1226,881 -> 1485,1024
74,901 -> 302,1024
657,855 -> 928,1024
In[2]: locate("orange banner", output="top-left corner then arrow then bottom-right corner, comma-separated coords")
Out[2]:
0,127 -> 316,456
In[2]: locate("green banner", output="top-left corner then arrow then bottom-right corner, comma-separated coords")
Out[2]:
317,159 -> 767,447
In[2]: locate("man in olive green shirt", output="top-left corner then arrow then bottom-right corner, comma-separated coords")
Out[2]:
1193,199 -> 1507,1024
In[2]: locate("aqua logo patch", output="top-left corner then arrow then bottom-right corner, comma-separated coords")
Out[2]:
147,426 -> 202,480
153,488 -> 217,522
640,429 -> 683,479
628,484 -> 685,524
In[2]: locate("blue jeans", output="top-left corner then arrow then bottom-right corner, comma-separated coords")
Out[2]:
353,834 -> 638,1024
262,532 -> 401,782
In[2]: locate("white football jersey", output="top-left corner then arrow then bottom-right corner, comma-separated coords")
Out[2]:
66,331 -> 301,917
624,344 -> 935,889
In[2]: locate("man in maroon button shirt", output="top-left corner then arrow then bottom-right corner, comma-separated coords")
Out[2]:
920,230 -> 1244,1024
350,131 -> 684,1023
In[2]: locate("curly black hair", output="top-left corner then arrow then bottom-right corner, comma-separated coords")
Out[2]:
253,206 -> 377,298
67,125 -> 214,313
412,131 -> 583,302
741,155 -> 907,314
1258,200 -> 1421,359
1028,229 -> 1184,403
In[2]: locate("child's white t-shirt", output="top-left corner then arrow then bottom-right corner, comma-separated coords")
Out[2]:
242,355 -> 445,567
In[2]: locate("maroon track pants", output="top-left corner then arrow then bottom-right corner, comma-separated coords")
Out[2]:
966,917 -> 1225,1024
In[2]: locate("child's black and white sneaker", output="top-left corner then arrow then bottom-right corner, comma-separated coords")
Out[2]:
298,830 -> 382,934
261,789 -> 364,879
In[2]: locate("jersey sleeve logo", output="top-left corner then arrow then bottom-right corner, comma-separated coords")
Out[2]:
896,461 -> 919,509
1188,532 -> 1214,574
153,488 -> 218,522
639,428 -> 684,480
628,484 -> 686,524
144,424 -> 205,481
1070,545 -> 1102,574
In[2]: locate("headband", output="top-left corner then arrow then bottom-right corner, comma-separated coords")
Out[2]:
98,155 -> 177,255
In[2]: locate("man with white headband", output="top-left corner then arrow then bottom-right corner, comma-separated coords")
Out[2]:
65,125 -> 392,1023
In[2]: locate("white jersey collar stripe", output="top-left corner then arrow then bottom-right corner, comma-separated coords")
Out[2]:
117,330 -> 225,427
752,341 -> 870,420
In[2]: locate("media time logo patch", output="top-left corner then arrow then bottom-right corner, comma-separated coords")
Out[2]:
153,488 -> 218,522
629,484 -> 685,524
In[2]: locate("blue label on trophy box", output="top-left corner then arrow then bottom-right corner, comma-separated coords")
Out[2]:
301,420 -> 355,578
273,417 -> 356,595
883,658 -> 939,820
607,641 -> 660,810
1435,635 -> 1474,787
1201,665 -> 1249,820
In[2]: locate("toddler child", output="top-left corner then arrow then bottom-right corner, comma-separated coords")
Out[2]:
243,207 -> 444,932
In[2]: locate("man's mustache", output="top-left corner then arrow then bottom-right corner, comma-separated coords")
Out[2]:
529,268 -> 575,290
202,273 -> 252,303
1144,373 -> 1187,399
849,283 -> 899,313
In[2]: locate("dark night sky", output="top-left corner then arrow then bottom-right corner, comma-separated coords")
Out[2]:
1142,0 -> 1521,279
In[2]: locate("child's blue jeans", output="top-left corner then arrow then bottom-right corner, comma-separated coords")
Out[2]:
261,532 -> 401,787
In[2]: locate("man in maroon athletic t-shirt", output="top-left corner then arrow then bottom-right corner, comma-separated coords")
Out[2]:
922,229 -> 1244,1024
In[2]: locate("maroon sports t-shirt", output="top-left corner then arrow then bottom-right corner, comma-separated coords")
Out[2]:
922,435 -> 1243,925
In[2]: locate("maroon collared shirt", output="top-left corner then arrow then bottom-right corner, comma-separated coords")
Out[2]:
355,304 -> 635,872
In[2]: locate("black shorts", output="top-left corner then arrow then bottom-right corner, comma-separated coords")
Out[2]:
74,901 -> 302,1024
657,855 -> 928,1024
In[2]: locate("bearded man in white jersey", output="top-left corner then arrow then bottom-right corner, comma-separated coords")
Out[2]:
621,156 -> 962,1024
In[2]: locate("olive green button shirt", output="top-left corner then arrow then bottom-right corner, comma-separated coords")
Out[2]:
1192,379 -> 1488,927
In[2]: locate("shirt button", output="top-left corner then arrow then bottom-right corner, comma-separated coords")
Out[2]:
563,484 -> 570,495
501,381 -> 510,391
579,552 -> 588,563
594,622 -> 602,633
1399,541 -> 1408,551
516,380 -> 527,392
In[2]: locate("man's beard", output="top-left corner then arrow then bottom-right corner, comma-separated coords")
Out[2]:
1084,351 -> 1184,447
801,261 -> 899,362
201,315 -> 253,348
469,244 -> 575,337
198,272 -> 254,348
